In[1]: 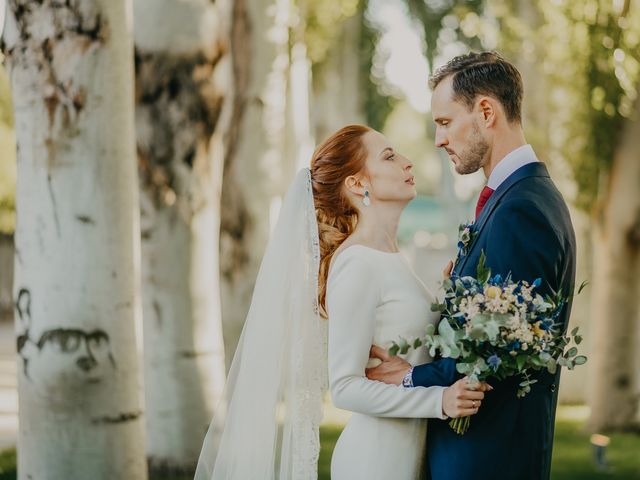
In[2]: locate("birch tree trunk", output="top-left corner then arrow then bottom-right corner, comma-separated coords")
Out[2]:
311,12 -> 365,142
133,0 -> 231,474
2,1 -> 147,478
220,0 -> 293,362
588,95 -> 640,431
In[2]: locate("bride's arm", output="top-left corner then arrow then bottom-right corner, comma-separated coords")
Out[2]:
327,253 -> 447,420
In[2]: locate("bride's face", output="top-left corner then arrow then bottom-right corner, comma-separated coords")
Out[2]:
359,130 -> 416,205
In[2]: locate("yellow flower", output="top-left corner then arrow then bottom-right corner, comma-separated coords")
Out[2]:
533,321 -> 545,337
486,286 -> 501,299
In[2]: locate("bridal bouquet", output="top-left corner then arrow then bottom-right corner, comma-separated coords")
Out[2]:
389,251 -> 587,435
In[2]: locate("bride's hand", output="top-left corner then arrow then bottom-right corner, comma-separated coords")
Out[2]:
442,260 -> 453,280
442,377 -> 492,418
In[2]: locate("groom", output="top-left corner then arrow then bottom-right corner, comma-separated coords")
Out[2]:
366,52 -> 576,480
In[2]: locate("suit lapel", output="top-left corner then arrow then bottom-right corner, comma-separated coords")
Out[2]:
454,162 -> 551,274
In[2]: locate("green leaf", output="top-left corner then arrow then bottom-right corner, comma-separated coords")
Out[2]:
566,347 -> 578,358
389,343 -> 399,357
577,280 -> 589,295
476,250 -> 491,284
516,355 -> 526,371
574,335 -> 583,345
398,337 -> 410,355
571,326 -> 579,336
547,358 -> 557,374
574,355 -> 587,365
413,338 -> 423,349
456,362 -> 473,375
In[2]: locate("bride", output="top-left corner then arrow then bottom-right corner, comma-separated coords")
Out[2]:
194,125 -> 487,480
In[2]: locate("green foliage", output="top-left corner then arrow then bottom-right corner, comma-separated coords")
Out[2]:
298,0 -> 361,66
0,448 -> 16,480
405,0 -> 640,211
538,0 -> 640,210
359,4 -> 398,131
0,64 -> 16,234
402,0 -> 484,69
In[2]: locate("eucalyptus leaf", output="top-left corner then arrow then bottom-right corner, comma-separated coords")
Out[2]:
574,355 -> 587,365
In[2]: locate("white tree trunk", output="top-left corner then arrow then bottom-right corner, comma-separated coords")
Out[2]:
588,95 -> 640,431
133,0 -> 231,473
2,1 -> 147,478
220,0 -> 293,363
311,12 -> 365,143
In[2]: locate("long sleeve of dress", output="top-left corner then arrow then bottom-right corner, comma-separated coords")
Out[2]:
327,251 -> 447,420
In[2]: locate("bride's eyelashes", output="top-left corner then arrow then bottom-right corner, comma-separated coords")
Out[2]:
385,153 -> 395,161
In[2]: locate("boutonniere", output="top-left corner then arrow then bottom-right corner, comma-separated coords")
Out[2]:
457,222 -> 478,257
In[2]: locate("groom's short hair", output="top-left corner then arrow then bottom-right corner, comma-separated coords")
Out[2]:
429,51 -> 523,124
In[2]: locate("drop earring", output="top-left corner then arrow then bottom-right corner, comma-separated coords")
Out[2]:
363,189 -> 371,206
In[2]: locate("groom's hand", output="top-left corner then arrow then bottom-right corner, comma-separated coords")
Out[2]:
365,345 -> 410,385
442,378 -> 491,418
443,260 -> 453,280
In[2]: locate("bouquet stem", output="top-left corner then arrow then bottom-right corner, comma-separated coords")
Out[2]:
449,416 -> 471,435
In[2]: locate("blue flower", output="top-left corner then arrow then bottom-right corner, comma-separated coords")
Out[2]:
509,340 -> 521,351
490,274 -> 503,285
532,278 -> 542,288
539,320 -> 553,331
488,354 -> 502,371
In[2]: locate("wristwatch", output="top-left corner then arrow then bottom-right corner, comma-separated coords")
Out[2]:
401,367 -> 414,388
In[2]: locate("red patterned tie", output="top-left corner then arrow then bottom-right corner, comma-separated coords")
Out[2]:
475,186 -> 495,220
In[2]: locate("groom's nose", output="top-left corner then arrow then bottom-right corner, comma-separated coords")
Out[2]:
435,128 -> 448,148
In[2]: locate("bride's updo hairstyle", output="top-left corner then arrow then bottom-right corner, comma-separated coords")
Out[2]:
310,124 -> 371,317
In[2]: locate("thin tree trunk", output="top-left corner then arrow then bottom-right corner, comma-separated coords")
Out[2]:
311,12 -> 365,143
133,0 -> 231,474
220,0 -> 292,363
588,95 -> 640,432
2,1 -> 147,478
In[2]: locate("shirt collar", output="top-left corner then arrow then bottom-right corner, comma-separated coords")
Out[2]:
487,144 -> 539,190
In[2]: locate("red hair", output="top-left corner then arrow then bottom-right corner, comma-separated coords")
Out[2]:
310,125 -> 371,317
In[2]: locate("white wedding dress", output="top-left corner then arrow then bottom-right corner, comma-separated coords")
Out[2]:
327,245 -> 446,480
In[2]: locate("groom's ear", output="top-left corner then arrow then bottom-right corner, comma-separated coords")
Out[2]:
478,97 -> 497,128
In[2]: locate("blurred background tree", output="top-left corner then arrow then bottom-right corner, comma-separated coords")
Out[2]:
132,0 -> 230,474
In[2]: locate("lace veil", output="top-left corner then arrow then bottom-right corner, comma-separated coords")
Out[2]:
194,168 -> 327,479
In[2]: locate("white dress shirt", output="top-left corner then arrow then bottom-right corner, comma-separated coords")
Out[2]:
487,144 -> 539,190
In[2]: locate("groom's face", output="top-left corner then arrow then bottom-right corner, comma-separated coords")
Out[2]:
431,76 -> 489,175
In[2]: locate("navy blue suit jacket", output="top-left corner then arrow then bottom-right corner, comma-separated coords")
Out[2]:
412,162 -> 576,480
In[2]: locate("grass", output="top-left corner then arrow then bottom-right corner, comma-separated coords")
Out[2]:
0,448 -> 16,480
318,406 -> 640,480
0,408 -> 637,479
549,410 -> 640,480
